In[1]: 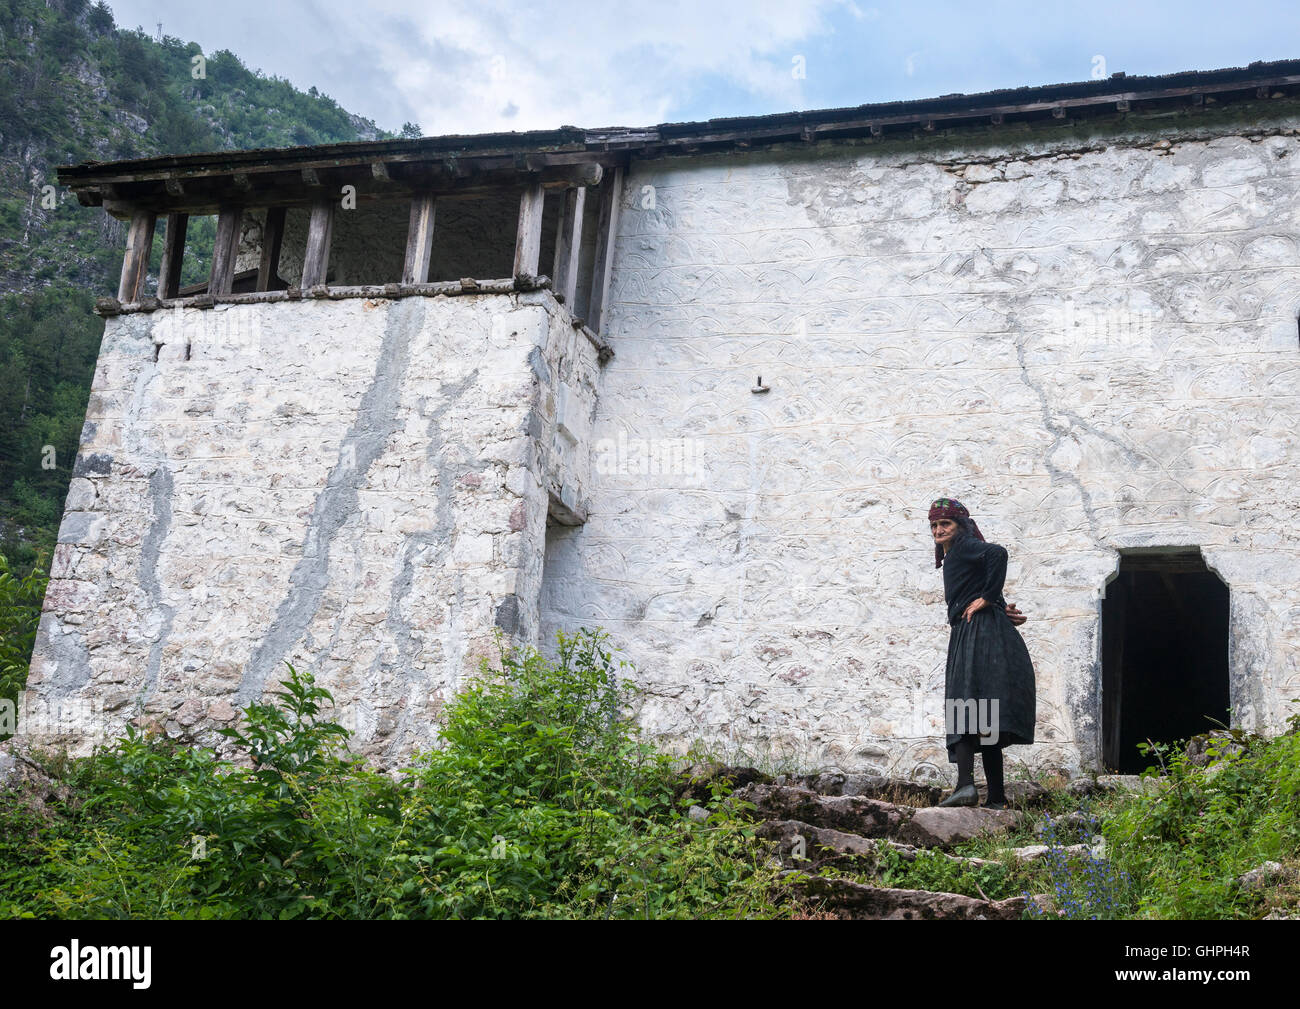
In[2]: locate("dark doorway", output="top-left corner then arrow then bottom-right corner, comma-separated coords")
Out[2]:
1101,550 -> 1230,773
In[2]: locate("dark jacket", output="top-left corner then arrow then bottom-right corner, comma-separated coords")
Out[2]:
943,531 -> 1009,626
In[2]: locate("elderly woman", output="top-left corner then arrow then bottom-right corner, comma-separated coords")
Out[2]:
929,497 -> 1036,809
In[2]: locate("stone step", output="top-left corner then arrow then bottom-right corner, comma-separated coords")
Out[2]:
773,774 -> 1045,807
757,818 -> 878,859
903,805 -> 1025,848
731,782 -> 905,837
773,772 -> 944,807
1003,843 -> 1095,862
759,817 -> 1097,870
758,819 -> 1001,870
784,873 -> 1031,920
1095,773 -> 1170,795
1003,781 -> 1053,807
681,763 -> 1055,810
731,782 -> 1024,849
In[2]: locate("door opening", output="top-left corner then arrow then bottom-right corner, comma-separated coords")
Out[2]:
1101,550 -> 1229,773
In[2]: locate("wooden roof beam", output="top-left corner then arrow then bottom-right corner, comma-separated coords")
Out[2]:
61,148 -> 618,191
94,162 -> 606,218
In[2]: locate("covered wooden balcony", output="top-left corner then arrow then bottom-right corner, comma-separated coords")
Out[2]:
58,130 -> 628,359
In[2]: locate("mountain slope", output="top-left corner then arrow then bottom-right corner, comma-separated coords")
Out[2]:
0,0 -> 407,560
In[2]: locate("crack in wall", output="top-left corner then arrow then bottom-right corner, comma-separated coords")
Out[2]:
1009,318 -> 1179,770
1011,321 -> 1111,552
136,466 -> 175,705
237,299 -> 423,705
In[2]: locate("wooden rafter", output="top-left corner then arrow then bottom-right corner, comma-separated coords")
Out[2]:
83,163 -> 606,219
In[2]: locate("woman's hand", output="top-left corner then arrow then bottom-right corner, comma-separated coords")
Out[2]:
1006,602 -> 1027,626
962,597 -> 989,622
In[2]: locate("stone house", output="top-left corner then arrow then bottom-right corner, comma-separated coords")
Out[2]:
24,59 -> 1300,779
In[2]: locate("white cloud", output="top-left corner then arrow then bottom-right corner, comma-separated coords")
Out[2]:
106,0 -> 1300,141
111,0 -> 852,135
358,0 -> 850,132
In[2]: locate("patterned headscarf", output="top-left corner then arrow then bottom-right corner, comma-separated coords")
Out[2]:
928,496 -> 985,568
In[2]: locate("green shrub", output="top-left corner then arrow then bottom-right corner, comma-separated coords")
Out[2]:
0,551 -> 49,737
0,629 -> 782,919
1100,722 -> 1300,919
385,629 -> 780,919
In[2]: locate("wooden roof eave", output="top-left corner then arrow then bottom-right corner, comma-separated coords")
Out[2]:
56,62 -> 1300,216
61,144 -> 612,187
79,160 -> 608,219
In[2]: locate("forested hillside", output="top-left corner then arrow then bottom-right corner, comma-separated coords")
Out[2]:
0,0 -> 408,563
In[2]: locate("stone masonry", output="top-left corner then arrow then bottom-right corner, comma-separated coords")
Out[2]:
25,291 -> 598,766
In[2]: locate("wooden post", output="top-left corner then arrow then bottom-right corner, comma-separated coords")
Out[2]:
117,210 -> 156,302
301,199 -> 334,288
587,165 -> 624,334
256,206 -> 286,292
513,181 -> 545,280
209,205 -> 243,296
157,213 -> 187,300
1102,572 -> 1128,771
403,194 -> 437,285
551,187 -> 585,306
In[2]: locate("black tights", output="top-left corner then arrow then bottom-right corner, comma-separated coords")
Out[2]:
954,734 -> 1005,803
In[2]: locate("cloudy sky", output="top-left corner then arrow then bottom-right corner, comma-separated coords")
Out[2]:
105,0 -> 1300,136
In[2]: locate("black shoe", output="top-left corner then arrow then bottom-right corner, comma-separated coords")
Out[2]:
983,799 -> 1008,810
938,783 -> 979,807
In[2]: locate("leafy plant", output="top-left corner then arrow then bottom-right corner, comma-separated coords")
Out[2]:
0,550 -> 49,737
872,842 -> 1023,902
0,630 -> 783,919
385,629 -> 781,919
1097,719 -> 1300,919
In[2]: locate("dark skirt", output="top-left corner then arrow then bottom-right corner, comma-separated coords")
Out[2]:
944,605 -> 1036,763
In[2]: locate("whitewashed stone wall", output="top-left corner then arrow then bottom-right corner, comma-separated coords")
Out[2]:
542,115 -> 1300,781
25,109 -> 1300,782
25,290 -> 599,767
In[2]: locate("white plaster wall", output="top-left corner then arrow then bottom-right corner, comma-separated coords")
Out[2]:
541,118 -> 1300,780
26,291 -> 592,768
